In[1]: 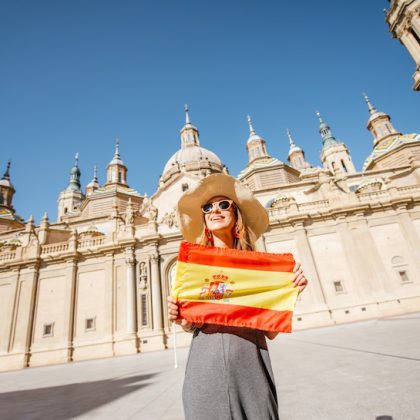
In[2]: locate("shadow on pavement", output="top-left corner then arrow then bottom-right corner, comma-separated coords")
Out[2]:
0,373 -> 156,420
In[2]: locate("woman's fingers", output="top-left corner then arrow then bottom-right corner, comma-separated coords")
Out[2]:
292,261 -> 308,294
167,296 -> 180,322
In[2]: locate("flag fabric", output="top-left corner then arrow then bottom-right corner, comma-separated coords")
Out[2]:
172,241 -> 299,333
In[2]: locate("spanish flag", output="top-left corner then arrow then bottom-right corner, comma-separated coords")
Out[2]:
172,241 -> 299,333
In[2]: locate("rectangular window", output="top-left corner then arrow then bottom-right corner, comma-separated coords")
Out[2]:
85,317 -> 95,331
43,323 -> 54,337
334,281 -> 344,293
399,271 -> 410,283
141,294 -> 148,326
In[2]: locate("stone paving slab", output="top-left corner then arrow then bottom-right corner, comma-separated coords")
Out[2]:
0,313 -> 419,420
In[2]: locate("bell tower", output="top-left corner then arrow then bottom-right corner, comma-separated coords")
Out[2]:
0,161 -> 15,211
57,154 -> 85,221
105,138 -> 128,187
317,111 -> 356,175
287,129 -> 311,170
246,115 -> 270,164
364,94 -> 400,148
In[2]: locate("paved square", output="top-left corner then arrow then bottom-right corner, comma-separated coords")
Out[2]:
0,313 -> 419,420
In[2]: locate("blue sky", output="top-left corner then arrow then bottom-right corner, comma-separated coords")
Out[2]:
0,0 -> 418,222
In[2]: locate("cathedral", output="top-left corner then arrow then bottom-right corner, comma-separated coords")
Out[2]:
0,0 -> 419,371
1,95 -> 420,371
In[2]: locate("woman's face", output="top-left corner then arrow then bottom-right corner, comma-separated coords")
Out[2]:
203,195 -> 237,236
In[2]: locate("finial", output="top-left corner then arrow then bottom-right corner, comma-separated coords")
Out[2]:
28,214 -> 34,223
74,153 -> 79,167
287,129 -> 295,146
93,164 -> 98,181
316,111 -> 323,124
41,212 -> 49,228
114,138 -> 120,157
185,104 -> 191,124
2,160 -> 11,180
363,93 -> 376,114
247,115 -> 255,135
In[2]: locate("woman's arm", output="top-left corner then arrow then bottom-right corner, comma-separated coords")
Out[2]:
265,261 -> 308,340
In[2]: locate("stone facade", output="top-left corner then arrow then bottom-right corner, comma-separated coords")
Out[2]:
386,0 -> 420,90
0,97 -> 419,371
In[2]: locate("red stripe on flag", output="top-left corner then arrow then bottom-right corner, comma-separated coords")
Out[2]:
178,241 -> 295,273
178,300 -> 293,333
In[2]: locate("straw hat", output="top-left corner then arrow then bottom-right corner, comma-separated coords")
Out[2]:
177,173 -> 269,243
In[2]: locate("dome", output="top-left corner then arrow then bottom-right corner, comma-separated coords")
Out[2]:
288,144 -> 302,156
0,179 -> 13,188
363,133 -> 420,170
247,133 -> 264,144
163,145 -> 222,174
367,111 -> 387,126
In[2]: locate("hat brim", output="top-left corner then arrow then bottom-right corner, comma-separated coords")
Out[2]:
177,173 -> 269,243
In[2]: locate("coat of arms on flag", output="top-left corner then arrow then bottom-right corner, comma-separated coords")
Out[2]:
172,241 -> 299,333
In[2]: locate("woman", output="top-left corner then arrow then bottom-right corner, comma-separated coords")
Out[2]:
168,173 -> 308,420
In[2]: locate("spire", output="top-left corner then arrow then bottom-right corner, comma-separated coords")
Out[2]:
316,111 -> 339,149
287,128 -> 303,156
2,160 -> 11,180
109,138 -> 124,166
363,93 -> 377,114
66,153 -> 81,192
247,115 -> 256,136
114,138 -> 120,159
185,104 -> 191,125
316,111 -> 324,124
287,129 -> 295,147
86,164 -> 100,194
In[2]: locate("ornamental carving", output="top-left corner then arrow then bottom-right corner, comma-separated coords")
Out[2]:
138,260 -> 148,289
161,209 -> 179,228
125,247 -> 136,266
0,238 -> 22,251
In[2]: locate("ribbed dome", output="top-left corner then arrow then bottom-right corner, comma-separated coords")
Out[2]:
163,145 -> 222,174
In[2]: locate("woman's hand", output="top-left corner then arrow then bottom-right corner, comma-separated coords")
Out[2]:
292,262 -> 308,294
167,296 -> 196,332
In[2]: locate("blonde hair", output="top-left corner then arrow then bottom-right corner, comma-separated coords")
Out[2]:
199,205 -> 256,251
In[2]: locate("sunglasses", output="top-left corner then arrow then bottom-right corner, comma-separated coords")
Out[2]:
201,199 -> 234,214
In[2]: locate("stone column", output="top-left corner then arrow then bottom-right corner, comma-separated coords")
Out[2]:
65,259 -> 78,361
24,262 -> 40,368
349,212 -> 394,296
412,14 -> 420,38
150,252 -> 163,331
401,31 -> 420,67
395,204 -> 420,278
293,222 -> 329,311
125,247 -> 137,334
335,216 -> 378,299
